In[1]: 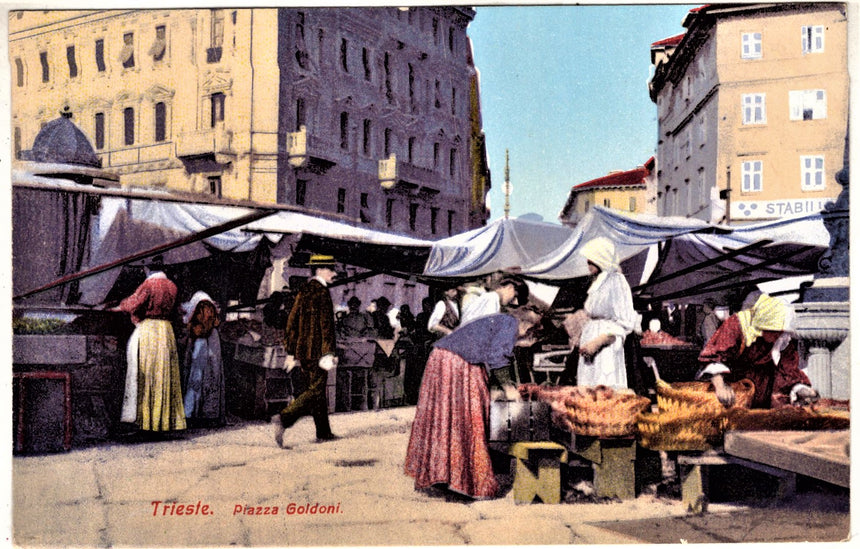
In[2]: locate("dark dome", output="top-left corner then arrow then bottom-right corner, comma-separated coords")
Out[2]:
28,109 -> 101,168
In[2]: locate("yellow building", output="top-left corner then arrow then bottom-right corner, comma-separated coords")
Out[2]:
649,3 -> 848,223
9,9 -> 281,203
559,157 -> 657,227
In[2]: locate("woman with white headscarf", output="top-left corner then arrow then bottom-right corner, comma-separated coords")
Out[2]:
576,237 -> 638,388
180,291 -> 225,426
697,293 -> 817,408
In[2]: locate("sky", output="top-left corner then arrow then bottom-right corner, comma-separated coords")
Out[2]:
467,4 -> 699,223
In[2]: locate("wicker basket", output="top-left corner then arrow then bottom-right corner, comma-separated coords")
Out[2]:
637,411 -> 728,451
551,386 -> 651,437
656,378 -> 755,415
725,405 -> 850,431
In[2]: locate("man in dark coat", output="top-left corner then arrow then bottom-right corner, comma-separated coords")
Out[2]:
273,254 -> 339,445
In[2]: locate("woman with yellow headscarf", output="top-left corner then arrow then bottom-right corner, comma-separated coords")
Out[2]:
697,294 -> 817,408
575,237 -> 639,388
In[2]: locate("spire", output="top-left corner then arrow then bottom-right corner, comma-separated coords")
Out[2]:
503,149 -> 511,219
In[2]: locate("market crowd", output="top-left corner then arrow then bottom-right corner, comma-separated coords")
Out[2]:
109,241 -> 820,502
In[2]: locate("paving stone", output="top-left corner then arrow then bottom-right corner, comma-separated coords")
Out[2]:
13,460 -> 99,505
13,501 -> 105,547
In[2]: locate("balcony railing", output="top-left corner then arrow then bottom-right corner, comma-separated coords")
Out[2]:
378,153 -> 444,193
176,128 -> 234,163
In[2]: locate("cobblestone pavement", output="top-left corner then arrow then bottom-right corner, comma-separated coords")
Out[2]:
10,406 -> 852,547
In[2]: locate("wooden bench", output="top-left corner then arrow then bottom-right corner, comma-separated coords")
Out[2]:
508,441 -> 568,504
676,451 -> 797,514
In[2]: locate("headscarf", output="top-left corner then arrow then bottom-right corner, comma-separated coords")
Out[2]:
181,291 -> 216,325
579,237 -> 619,272
736,294 -> 791,348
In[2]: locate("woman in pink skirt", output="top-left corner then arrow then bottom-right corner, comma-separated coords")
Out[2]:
405,286 -> 528,499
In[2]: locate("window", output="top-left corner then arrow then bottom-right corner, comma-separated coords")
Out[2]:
384,52 -> 392,103
66,46 -> 78,78
698,168 -> 707,209
408,137 -> 415,163
451,87 -> 456,116
449,148 -> 457,177
800,156 -> 825,190
430,207 -> 438,235
603,198 -> 611,208
447,210 -> 455,235
123,107 -> 135,146
208,9 -> 224,62
802,25 -> 824,54
337,188 -> 346,214
434,80 -> 441,108
340,38 -> 348,72
14,127 -> 22,159
94,112 -> 105,149
741,160 -> 763,192
409,203 -> 419,231
339,112 -> 349,150
362,47 -> 371,80
432,18 -> 439,45
362,119 -> 372,155
121,32 -> 135,68
408,64 -> 415,112
294,12 -> 307,69
360,193 -> 370,223
295,98 -> 305,131
629,196 -> 636,212
150,25 -> 166,62
684,129 -> 692,159
386,199 -> 395,228
741,32 -> 762,59
210,92 -> 225,127
433,143 -> 440,169
295,179 -> 307,205
698,114 -> 707,147
448,27 -> 455,52
211,10 -> 224,47
583,199 -> 590,212
154,102 -> 166,142
95,39 -> 106,72
789,89 -> 826,121
208,176 -> 222,198
14,58 -> 24,87
384,128 -> 392,157
39,51 -> 49,82
742,93 -> 766,124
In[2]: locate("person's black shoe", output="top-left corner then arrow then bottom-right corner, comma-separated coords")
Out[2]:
315,433 -> 340,443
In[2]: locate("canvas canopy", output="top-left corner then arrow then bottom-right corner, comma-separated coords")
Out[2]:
423,206 -> 830,304
12,172 -> 434,306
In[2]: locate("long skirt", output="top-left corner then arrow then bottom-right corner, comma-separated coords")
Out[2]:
183,329 -> 225,423
121,318 -> 186,431
404,348 -> 498,499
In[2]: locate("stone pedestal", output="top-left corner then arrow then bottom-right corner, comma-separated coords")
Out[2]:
792,298 -> 849,400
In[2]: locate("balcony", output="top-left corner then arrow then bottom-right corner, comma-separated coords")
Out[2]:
206,47 -> 222,64
176,128 -> 235,164
378,154 -> 444,194
286,126 -> 336,174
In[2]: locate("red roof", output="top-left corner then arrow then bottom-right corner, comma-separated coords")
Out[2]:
651,33 -> 685,48
572,158 -> 653,192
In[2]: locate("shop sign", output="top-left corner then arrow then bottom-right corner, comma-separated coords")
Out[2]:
731,197 -> 836,220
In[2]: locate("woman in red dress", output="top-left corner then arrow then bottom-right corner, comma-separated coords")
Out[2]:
405,293 -> 528,499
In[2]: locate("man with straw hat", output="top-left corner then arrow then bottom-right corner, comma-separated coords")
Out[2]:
273,254 -> 339,445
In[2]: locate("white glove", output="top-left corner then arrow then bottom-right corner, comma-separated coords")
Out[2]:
318,354 -> 338,371
284,354 -> 297,372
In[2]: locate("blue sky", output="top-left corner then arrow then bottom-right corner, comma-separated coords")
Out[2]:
468,4 -> 698,223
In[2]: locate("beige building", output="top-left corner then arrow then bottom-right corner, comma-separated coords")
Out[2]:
558,157 -> 657,227
9,7 -> 491,310
8,8 -> 489,236
649,3 -> 848,223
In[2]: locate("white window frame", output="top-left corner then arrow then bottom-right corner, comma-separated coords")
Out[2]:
789,89 -> 827,121
802,25 -> 824,54
800,155 -> 825,190
742,93 -> 766,125
741,32 -> 762,59
741,160 -> 763,192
